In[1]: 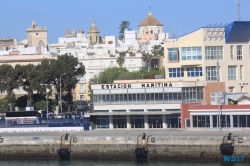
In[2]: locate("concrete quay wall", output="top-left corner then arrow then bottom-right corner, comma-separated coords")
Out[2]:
0,135 -> 249,161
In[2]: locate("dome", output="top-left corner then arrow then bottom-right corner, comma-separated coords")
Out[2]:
88,20 -> 99,33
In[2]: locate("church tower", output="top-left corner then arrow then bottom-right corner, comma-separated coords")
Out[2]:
26,21 -> 48,47
88,20 -> 99,45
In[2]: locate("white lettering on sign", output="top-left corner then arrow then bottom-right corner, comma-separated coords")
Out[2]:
101,83 -> 173,89
42,139 -> 54,143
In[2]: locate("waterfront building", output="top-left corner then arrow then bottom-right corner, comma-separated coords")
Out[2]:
164,21 -> 250,94
184,92 -> 250,129
88,79 -> 222,129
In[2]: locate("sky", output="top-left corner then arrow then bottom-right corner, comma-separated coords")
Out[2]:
0,0 -> 249,43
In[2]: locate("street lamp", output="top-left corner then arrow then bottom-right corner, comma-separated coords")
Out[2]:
216,57 -> 222,131
60,73 -> 66,114
40,83 -> 53,125
142,70 -> 147,79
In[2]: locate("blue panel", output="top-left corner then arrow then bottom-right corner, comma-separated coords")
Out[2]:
226,21 -> 250,43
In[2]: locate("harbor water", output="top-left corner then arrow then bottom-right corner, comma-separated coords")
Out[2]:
0,160 -> 248,166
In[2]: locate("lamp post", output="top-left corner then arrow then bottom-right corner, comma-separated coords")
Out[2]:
217,57 -> 222,131
142,70 -> 147,79
60,73 -> 66,114
40,83 -> 53,125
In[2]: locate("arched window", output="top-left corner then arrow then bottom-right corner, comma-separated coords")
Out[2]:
150,30 -> 153,34
90,36 -> 92,41
96,36 -> 98,43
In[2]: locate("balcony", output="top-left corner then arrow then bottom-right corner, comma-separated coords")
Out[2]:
79,89 -> 86,94
78,78 -> 86,83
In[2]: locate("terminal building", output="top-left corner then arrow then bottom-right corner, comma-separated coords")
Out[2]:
88,80 -> 219,129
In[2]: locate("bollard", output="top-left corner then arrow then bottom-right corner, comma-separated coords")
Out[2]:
58,133 -> 71,160
220,133 -> 239,156
65,133 -> 69,140
134,132 -> 152,160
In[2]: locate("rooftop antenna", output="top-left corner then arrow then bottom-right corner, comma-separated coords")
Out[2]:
238,2 -> 241,21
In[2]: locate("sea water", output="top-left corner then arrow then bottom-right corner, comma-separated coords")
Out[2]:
0,159 -> 248,166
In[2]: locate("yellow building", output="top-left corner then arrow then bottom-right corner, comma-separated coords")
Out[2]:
164,21 -> 250,93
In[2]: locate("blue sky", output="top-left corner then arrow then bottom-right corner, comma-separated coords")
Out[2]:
0,0 -> 249,43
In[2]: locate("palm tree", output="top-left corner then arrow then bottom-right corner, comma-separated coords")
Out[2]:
151,45 -> 164,70
142,53 -> 152,72
116,55 -> 125,67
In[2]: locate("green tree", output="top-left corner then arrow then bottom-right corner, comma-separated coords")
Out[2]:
36,54 -> 85,112
0,97 -> 9,113
151,45 -> 164,70
118,21 -> 131,41
35,101 -> 47,110
0,64 -> 21,111
116,55 -> 125,67
142,53 -> 153,72
19,64 -> 39,103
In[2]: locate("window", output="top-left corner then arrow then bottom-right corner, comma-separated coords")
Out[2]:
168,48 -> 179,62
99,61 -> 103,67
110,61 -> 114,66
80,95 -> 85,100
229,87 -> 234,93
240,65 -> 243,80
80,84 -> 84,91
205,46 -> 223,59
182,47 -> 202,60
150,30 -> 153,34
187,67 -> 202,77
108,41 -> 113,44
237,46 -> 242,60
228,66 -> 236,80
230,46 -> 234,59
206,66 -> 219,81
130,60 -> 133,66
88,53 -> 94,57
241,86 -> 244,92
168,68 -> 184,77
36,33 -> 38,35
